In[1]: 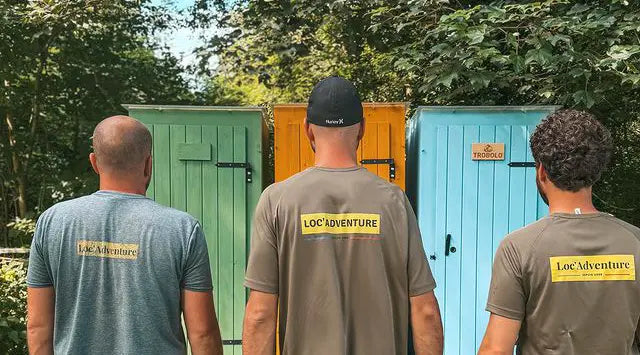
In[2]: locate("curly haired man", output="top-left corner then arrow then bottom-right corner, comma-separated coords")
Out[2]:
478,109 -> 640,355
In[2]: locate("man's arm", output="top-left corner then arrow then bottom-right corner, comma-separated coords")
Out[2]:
410,291 -> 443,355
635,316 -> 640,350
478,314 -> 521,355
27,287 -> 54,355
182,290 -> 223,355
242,290 -> 278,355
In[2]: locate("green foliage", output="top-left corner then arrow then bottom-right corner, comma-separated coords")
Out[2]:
202,0 -> 640,226
0,260 -> 28,355
6,218 -> 36,248
0,0 -> 198,244
391,0 -> 640,225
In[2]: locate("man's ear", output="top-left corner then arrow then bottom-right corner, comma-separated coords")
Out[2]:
89,153 -> 100,175
536,162 -> 547,183
304,117 -> 315,144
144,155 -> 152,178
357,117 -> 366,141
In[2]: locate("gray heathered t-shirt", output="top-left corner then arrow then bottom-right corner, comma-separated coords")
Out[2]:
27,190 -> 212,354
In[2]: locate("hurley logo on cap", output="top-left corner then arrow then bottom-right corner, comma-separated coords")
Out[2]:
325,118 -> 344,125
307,76 -> 363,127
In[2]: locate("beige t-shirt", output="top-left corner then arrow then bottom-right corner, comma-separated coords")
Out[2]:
245,166 -> 436,355
487,212 -> 640,355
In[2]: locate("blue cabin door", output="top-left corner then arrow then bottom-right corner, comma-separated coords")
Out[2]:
413,107 -> 556,355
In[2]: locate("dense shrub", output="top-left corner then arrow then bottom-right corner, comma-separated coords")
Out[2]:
0,259 -> 28,354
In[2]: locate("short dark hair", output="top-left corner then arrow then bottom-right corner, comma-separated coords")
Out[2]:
530,109 -> 612,192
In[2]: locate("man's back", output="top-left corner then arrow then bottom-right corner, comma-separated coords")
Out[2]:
245,167 -> 435,355
488,212 -> 640,354
27,190 -> 212,354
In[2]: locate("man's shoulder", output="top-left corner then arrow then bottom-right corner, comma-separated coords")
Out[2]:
502,217 -> 553,248
601,214 -> 640,241
39,194 -> 97,219
267,167 -> 404,203
135,200 -> 200,234
282,167 -> 402,192
40,193 -> 199,232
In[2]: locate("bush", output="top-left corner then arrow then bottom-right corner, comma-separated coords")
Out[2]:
6,218 -> 36,248
0,259 -> 28,354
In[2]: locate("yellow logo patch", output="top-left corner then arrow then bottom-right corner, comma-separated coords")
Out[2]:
301,213 -> 380,235
77,240 -> 139,260
550,255 -> 635,282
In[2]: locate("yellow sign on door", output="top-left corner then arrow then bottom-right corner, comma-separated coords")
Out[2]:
472,143 -> 505,161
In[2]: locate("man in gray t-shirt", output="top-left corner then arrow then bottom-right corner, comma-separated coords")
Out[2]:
27,116 -> 222,354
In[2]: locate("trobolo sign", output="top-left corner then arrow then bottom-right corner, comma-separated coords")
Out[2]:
472,143 -> 505,161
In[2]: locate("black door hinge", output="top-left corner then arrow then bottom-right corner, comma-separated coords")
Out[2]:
508,162 -> 536,168
216,162 -> 253,183
360,158 -> 396,180
222,339 -> 242,345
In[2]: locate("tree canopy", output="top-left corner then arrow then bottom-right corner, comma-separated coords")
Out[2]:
200,0 -> 640,225
1,0 -> 639,249
0,0 -> 197,246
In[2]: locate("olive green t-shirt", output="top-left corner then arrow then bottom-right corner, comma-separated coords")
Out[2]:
487,212 -> 640,355
245,166 -> 436,355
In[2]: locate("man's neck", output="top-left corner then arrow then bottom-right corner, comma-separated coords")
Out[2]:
99,177 -> 146,196
313,146 -> 359,169
548,188 -> 598,215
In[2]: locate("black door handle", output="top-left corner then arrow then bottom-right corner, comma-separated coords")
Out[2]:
445,234 -> 456,256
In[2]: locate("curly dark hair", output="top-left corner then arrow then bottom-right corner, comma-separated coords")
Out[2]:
530,109 -> 613,192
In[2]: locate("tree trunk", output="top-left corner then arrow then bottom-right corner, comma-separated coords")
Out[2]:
5,111 -> 27,218
0,172 -> 8,247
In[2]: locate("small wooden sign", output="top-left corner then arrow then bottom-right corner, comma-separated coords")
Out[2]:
472,143 -> 505,161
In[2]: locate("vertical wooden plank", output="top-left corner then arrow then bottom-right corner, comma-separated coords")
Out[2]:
460,125 -> 479,355
217,126 -> 234,354
508,125 -> 527,233
433,125 -> 448,315
288,123 -> 300,178
144,124 -> 155,200
186,126 -> 203,222
419,123 -> 438,277
531,123 -> 549,219
298,108 -> 315,172
232,126 -> 247,355
492,126 -> 511,255
170,125 -> 186,211
444,126 -> 463,355
154,125 -> 171,206
377,122 -> 391,181
524,125 -> 539,224
362,123 -> 378,175
202,126 -> 219,311
389,104 -> 406,191
475,126 -> 496,350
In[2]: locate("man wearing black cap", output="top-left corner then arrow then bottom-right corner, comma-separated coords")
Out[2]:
242,76 -> 444,355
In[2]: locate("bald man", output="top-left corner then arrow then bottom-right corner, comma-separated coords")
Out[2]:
26,116 -> 222,354
242,77 -> 444,355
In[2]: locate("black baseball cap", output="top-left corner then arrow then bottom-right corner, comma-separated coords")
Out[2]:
307,76 -> 363,127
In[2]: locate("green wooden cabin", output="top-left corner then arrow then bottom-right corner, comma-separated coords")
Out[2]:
124,104 -> 267,354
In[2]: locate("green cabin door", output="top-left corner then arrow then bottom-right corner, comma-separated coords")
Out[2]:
149,124 -> 247,354
129,105 -> 266,355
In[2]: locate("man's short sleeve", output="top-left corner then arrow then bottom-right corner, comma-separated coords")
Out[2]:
181,223 -> 213,292
244,187 -> 278,294
405,195 -> 436,296
486,238 -> 526,320
27,212 -> 53,287
27,214 -> 53,288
